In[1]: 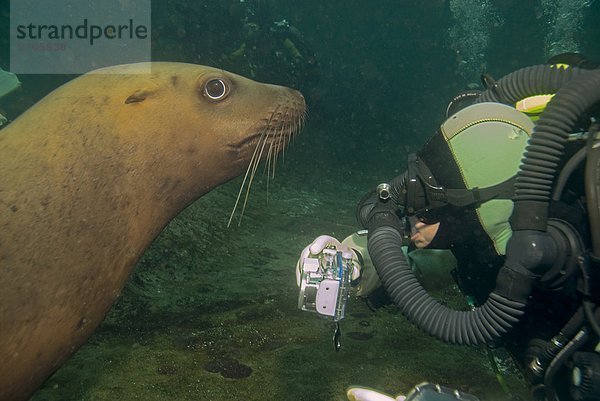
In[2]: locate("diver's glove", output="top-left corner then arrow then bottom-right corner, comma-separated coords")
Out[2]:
295,235 -> 362,287
347,383 -> 480,401
347,387 -> 405,401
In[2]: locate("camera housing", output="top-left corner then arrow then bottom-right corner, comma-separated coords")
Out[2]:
297,248 -> 353,322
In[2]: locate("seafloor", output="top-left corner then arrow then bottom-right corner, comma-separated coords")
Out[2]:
27,140 -> 530,401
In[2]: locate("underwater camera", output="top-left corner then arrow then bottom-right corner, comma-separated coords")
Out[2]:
297,247 -> 354,322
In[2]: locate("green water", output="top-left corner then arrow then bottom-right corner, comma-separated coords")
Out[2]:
1,1 -> 599,400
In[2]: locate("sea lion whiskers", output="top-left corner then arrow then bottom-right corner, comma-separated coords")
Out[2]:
268,105 -> 292,179
227,102 -> 303,227
264,125 -> 278,197
228,126 -> 274,226
273,103 -> 305,172
227,104 -> 280,227
241,120 -> 282,216
264,109 -> 292,199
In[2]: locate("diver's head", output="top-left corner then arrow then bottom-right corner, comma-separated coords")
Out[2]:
407,204 -> 478,250
396,155 -> 476,250
391,102 -> 535,255
409,215 -> 440,249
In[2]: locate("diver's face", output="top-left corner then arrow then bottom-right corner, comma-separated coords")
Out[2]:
410,219 -> 440,249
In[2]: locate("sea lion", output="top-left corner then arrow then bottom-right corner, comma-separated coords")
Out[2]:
0,62 -> 305,401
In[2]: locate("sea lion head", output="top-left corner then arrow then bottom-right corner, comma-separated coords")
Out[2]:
71,62 -> 307,221
116,62 -> 305,187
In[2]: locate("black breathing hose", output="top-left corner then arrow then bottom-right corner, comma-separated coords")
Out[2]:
365,66 -> 600,345
511,68 -> 600,206
585,127 -> 600,259
474,64 -> 584,105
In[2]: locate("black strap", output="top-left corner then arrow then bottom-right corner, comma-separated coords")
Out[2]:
444,176 -> 517,208
405,154 -> 517,213
406,153 -> 418,214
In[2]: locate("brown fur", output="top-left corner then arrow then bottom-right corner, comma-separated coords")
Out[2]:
0,62 -> 304,401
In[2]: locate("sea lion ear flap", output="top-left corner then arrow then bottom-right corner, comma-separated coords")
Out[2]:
124,89 -> 152,104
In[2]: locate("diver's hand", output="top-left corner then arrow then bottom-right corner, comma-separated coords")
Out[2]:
347,387 -> 405,401
295,235 -> 361,286
349,383 -> 480,401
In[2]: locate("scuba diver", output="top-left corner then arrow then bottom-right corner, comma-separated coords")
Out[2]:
296,53 -> 600,401
224,2 -> 320,99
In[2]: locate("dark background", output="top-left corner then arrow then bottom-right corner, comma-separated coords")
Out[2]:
2,0 -> 599,177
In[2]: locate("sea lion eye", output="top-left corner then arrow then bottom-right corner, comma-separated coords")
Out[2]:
204,78 -> 229,101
